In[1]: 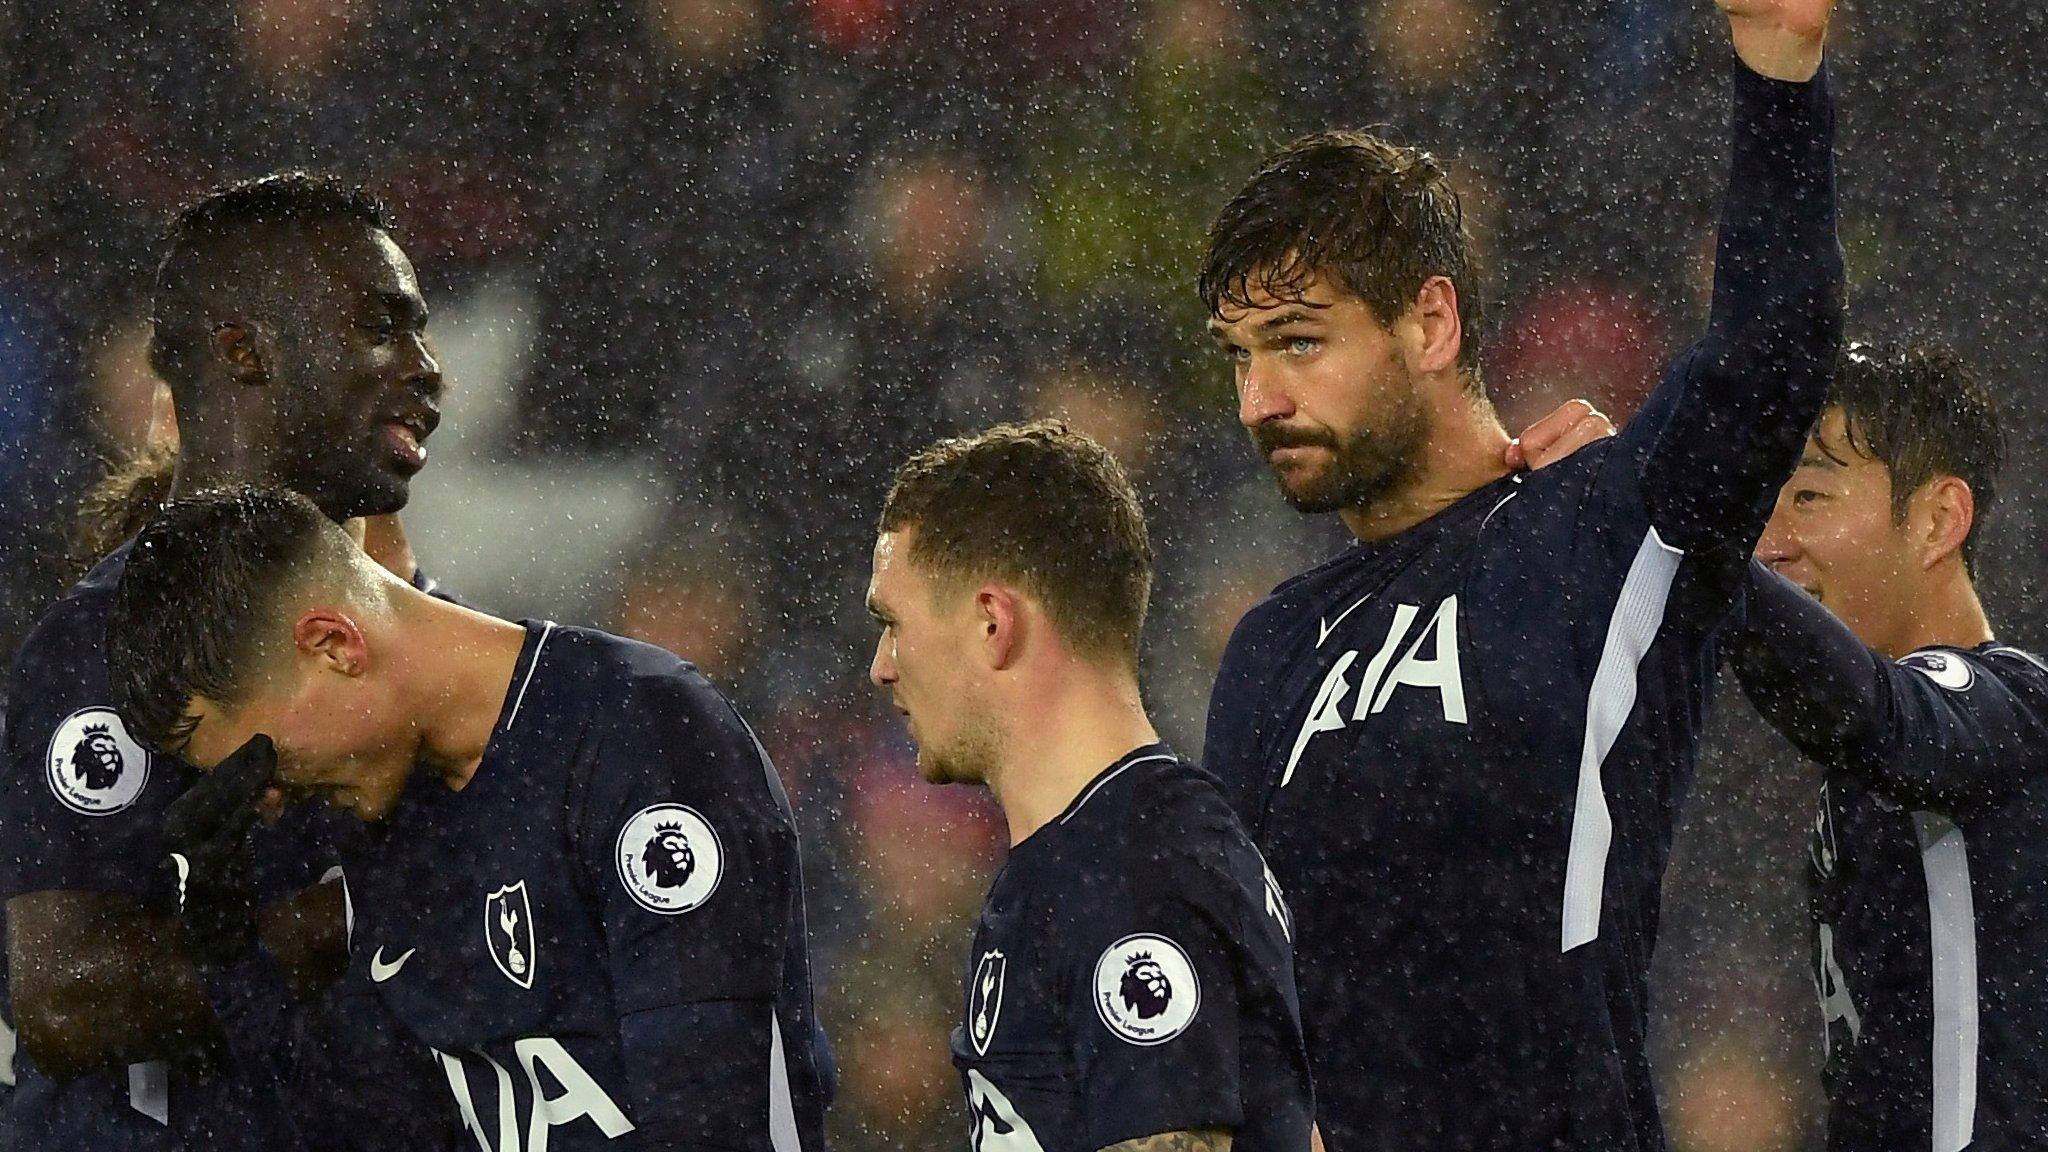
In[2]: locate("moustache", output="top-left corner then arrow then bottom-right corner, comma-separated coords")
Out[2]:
1251,424 -> 1339,454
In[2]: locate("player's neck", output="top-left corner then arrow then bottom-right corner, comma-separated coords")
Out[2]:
168,428 -> 270,499
1883,565 -> 1993,658
395,598 -> 533,793
1341,391 -> 1513,542
986,663 -> 1157,847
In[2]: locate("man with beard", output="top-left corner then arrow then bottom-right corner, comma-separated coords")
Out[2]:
866,422 -> 1313,1152
101,486 -> 834,1151
0,173 -> 444,1151
1197,1 -> 1841,1148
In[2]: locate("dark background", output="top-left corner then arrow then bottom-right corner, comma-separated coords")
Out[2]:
2,3 -> 2041,1147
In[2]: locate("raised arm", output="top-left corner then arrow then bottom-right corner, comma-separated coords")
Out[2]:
1732,564 -> 2048,810
1632,0 -> 1842,556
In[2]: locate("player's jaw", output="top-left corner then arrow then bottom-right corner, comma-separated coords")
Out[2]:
1250,408 -> 1427,516
273,378 -> 442,522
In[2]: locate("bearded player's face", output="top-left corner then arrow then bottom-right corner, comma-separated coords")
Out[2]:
1208,277 -> 1428,516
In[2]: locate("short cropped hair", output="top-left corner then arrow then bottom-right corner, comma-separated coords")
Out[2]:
1826,341 -> 2004,570
1201,130 -> 1486,379
879,420 -> 1154,663
149,172 -> 393,387
107,486 -> 351,752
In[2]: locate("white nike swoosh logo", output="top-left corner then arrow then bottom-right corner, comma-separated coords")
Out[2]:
169,854 -> 191,910
370,947 -> 416,983
1318,596 -> 1372,648
1316,488 -> 1522,647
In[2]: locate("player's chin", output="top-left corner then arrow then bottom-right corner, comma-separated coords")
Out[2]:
916,748 -> 975,787
338,786 -> 403,823
1276,475 -> 1350,515
914,751 -> 952,786
322,468 -> 412,521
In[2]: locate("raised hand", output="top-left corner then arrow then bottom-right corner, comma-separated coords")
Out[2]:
154,735 -> 279,965
1717,0 -> 1833,81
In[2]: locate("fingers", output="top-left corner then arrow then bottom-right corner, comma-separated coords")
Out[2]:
1526,412 -> 1617,469
1519,399 -> 1601,453
1509,399 -> 1614,472
167,735 -> 278,842
212,735 -> 280,805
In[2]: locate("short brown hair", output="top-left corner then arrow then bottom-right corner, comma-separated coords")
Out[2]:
1200,130 -> 1486,378
879,420 -> 1154,662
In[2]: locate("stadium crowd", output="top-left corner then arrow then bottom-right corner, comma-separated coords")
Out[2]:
1,2 -> 2043,1148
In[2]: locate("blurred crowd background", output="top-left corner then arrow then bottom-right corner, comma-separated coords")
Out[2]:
1,1 -> 2043,1148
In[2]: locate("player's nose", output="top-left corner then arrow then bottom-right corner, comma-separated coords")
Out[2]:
1237,365 -> 1293,430
868,642 -> 895,689
1756,501 -> 1801,566
409,336 -> 445,398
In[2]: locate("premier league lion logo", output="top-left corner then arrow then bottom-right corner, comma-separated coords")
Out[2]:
69,724 -> 126,791
616,804 -> 723,915
1118,953 -> 1173,1020
46,708 -> 149,815
1094,934 -> 1199,1045
640,822 -> 697,888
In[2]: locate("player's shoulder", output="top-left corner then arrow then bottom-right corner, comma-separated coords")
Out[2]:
1901,643 -> 2048,698
12,546 -> 129,662
1222,550 -> 1356,670
552,624 -> 770,780
5,546 -> 131,725
1054,750 -> 1253,879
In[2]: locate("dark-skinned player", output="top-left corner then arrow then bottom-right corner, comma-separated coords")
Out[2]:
0,173 -> 445,1151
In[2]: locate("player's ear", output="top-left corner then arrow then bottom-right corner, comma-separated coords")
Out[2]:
1407,275 -> 1463,377
1913,475 -> 1975,572
976,585 -> 1023,671
294,609 -> 370,678
209,320 -> 274,387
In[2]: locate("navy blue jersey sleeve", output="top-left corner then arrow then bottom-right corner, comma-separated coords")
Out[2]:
1732,564 -> 2048,811
1625,65 -> 1843,557
569,662 -> 808,1149
1066,793 -> 1284,1149
0,594 -> 168,902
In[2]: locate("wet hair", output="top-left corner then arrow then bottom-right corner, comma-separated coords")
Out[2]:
148,172 -> 393,389
878,420 -> 1154,664
107,486 -> 353,753
72,442 -> 177,568
1200,130 -> 1486,380
1824,340 -> 2004,571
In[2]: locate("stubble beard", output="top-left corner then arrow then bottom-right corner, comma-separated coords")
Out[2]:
1258,389 -> 1430,518
919,712 -> 1003,789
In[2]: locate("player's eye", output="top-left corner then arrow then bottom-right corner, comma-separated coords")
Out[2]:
1792,489 -> 1826,508
1284,336 -> 1320,356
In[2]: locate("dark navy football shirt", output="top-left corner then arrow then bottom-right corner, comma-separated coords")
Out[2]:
952,746 -> 1313,1152
0,542 -> 402,1152
1203,68 -> 1842,1151
1732,565 -> 2048,1152
269,622 -> 833,1152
